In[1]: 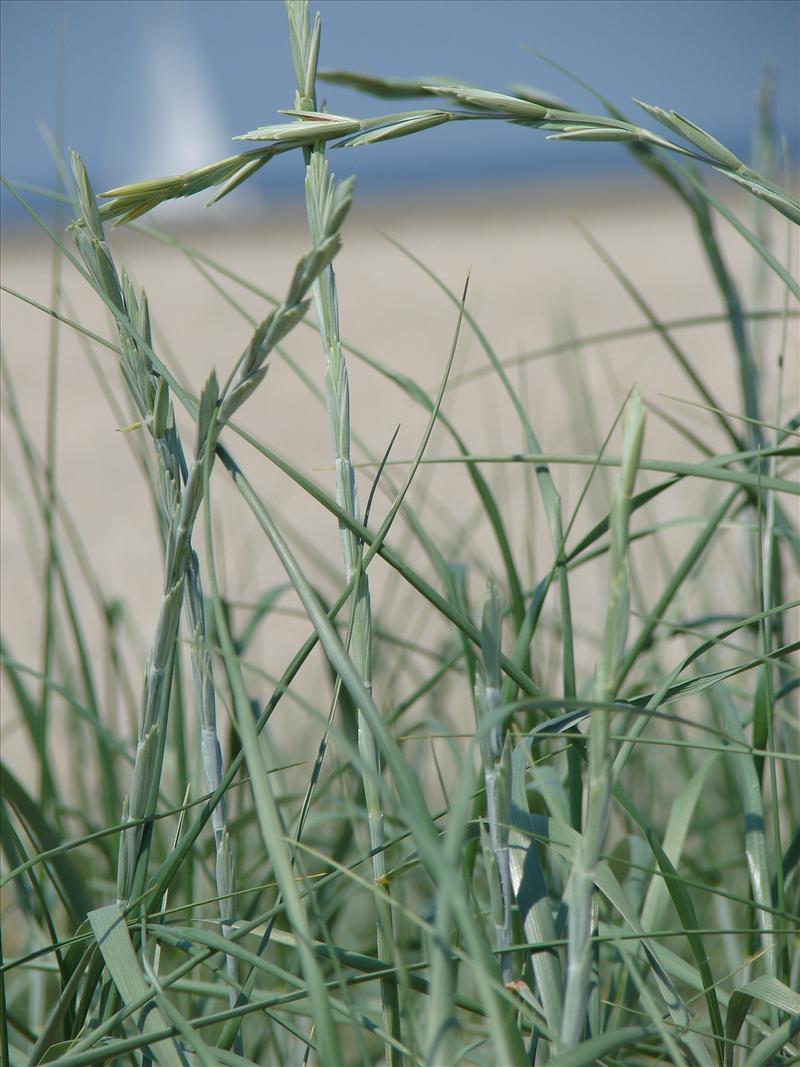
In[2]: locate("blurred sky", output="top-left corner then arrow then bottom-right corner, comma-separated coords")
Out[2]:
2,0 -> 798,222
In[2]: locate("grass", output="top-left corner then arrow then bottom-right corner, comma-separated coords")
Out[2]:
1,1 -> 798,1064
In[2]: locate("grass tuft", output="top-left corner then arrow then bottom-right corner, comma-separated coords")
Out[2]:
2,4 -> 797,1066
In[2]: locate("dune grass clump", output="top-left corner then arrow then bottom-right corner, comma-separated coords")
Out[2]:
1,2 -> 798,1064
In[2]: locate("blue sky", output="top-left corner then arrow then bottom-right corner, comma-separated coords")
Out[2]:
2,0 -> 798,218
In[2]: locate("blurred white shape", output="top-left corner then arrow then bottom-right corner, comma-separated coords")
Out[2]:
137,17 -> 251,221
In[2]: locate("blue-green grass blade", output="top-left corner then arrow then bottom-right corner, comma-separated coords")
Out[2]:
671,162 -> 799,301
716,688 -> 778,982
88,904 -> 183,1065
541,1024 -> 655,1066
2,763 -> 92,926
509,739 -> 564,1041
742,1013 -> 800,1067
640,828 -> 725,1065
726,978 -> 800,1067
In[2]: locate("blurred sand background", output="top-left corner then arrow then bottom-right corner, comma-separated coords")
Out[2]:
1,177 -> 796,793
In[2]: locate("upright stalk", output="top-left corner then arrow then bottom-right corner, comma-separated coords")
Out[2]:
475,581 -> 514,987
184,550 -> 239,1014
70,154 -> 196,911
561,391 -> 645,1046
70,150 -> 344,1051
285,3 -> 401,1061
70,164 -> 244,1022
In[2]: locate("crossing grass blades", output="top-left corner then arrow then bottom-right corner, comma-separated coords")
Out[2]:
1,2 -> 798,1064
